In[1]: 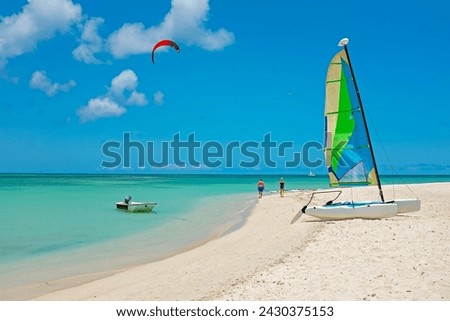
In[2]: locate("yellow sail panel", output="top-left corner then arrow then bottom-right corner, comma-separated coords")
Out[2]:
325,50 -> 347,116
324,50 -> 347,174
367,169 -> 378,185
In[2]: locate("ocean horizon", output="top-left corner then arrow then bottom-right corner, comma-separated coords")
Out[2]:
1,173 -> 449,292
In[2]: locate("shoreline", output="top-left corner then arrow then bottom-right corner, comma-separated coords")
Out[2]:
4,182 -> 450,300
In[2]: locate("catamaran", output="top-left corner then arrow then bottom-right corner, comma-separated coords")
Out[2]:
297,38 -> 420,221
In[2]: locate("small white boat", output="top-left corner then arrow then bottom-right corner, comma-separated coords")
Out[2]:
116,196 -> 156,213
308,170 -> 315,177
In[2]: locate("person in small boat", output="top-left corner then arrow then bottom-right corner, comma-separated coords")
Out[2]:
124,195 -> 132,204
257,179 -> 265,198
279,177 -> 285,197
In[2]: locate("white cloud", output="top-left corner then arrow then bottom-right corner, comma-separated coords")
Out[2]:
107,23 -> 150,58
110,69 -> 148,106
72,17 -> 104,64
107,0 -> 234,58
110,69 -> 138,97
153,90 -> 164,106
77,97 -> 126,123
77,69 -> 148,123
127,91 -> 148,106
29,70 -> 75,96
0,0 -> 82,67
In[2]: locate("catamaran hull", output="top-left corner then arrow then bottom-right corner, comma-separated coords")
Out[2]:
305,202 -> 397,220
392,199 -> 420,213
116,202 -> 157,213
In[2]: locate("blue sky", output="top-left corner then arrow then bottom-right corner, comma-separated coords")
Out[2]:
0,0 -> 449,174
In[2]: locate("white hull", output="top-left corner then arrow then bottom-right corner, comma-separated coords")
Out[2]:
116,201 -> 157,213
305,201 -> 397,220
392,199 -> 420,213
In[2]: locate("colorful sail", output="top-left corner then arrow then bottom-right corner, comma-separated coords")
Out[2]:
324,49 -> 378,187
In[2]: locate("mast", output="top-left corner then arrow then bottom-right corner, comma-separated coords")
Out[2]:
339,38 -> 385,202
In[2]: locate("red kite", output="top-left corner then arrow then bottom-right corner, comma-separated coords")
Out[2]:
151,39 -> 180,64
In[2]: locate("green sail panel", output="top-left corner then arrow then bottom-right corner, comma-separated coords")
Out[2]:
324,50 -> 378,187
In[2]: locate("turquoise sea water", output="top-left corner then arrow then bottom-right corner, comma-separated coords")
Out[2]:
0,174 -> 448,291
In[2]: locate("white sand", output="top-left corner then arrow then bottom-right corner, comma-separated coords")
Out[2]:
29,183 -> 450,300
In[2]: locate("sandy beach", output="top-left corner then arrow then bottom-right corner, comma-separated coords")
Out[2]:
15,182 -> 450,300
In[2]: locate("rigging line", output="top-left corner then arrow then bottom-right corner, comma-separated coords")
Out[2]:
364,104 -> 417,198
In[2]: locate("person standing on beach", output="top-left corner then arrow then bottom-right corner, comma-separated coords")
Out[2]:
257,179 -> 265,198
279,177 -> 285,197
